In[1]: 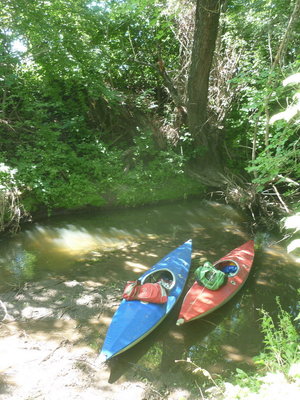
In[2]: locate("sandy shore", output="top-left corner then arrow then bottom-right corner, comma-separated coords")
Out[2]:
1,277 -> 298,400
0,278 -> 196,400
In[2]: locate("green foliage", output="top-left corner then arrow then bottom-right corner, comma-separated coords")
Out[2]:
98,0 -> 179,93
234,368 -> 261,393
12,133 -> 125,211
178,297 -> 300,399
1,0 -> 300,221
247,130 -> 299,187
246,73 -> 300,202
114,130 -> 204,205
10,250 -> 37,284
217,296 -> 300,399
0,0 -> 194,219
254,297 -> 300,374
224,0 -> 300,195
17,250 -> 36,281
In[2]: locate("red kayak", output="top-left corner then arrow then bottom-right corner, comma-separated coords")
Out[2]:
176,240 -> 255,325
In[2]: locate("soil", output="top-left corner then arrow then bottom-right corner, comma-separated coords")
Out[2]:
1,265 -> 298,399
0,278 -> 197,400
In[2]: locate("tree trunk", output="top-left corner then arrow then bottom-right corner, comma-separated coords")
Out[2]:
187,0 -> 224,155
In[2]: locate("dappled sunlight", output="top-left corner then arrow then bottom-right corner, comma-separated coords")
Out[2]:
264,243 -> 297,262
2,319 -> 81,344
145,251 -> 161,258
0,326 -> 121,400
100,315 -> 117,327
168,329 -> 185,342
222,344 -> 254,364
0,278 -> 118,343
221,224 -> 248,238
0,199 -> 259,288
0,199 -> 299,399
124,260 -> 149,273
221,369 -> 300,400
30,224 -> 136,256
64,279 -> 84,288
188,223 -> 205,232
84,280 -> 105,288
256,243 -> 300,291
256,277 -> 273,287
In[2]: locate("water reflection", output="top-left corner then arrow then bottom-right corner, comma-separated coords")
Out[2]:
0,246 -> 37,286
0,200 -> 248,287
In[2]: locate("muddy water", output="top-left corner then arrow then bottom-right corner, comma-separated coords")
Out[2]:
0,199 -> 299,383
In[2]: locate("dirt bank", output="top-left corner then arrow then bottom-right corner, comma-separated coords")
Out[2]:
1,278 -> 299,400
0,278 -> 198,400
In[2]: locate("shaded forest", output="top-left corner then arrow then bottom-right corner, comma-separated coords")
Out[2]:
1,0 -> 299,233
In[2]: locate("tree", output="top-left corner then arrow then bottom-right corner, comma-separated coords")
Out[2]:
187,0 -> 225,167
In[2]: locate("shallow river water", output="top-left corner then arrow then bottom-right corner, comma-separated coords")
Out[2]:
0,199 -> 299,385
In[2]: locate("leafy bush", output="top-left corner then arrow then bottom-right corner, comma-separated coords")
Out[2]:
114,130 -> 204,205
12,135 -> 124,211
254,297 -> 300,374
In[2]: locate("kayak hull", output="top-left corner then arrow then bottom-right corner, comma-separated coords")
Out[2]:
177,240 -> 254,325
100,239 -> 192,361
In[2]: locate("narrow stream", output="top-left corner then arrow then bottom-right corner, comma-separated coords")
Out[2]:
0,199 -> 299,384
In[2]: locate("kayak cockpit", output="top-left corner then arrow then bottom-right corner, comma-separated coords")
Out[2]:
214,260 -> 239,277
140,268 -> 176,291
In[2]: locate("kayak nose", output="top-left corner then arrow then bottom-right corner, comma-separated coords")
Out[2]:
176,318 -> 185,326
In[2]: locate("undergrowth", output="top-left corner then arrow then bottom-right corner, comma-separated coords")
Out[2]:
221,295 -> 300,399
180,294 -> 300,399
253,296 -> 299,374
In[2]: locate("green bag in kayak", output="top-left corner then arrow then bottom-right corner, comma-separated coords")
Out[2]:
194,261 -> 226,290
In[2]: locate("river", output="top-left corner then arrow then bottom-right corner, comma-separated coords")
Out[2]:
0,199 -> 299,389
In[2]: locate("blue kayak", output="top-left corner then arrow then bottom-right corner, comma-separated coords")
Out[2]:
99,239 -> 192,361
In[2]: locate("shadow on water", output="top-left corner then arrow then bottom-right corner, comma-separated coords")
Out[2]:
0,199 -> 299,390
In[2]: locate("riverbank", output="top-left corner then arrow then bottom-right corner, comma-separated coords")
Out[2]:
0,199 -> 299,399
0,278 -> 180,400
1,276 -> 299,400
1,276 -> 215,400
